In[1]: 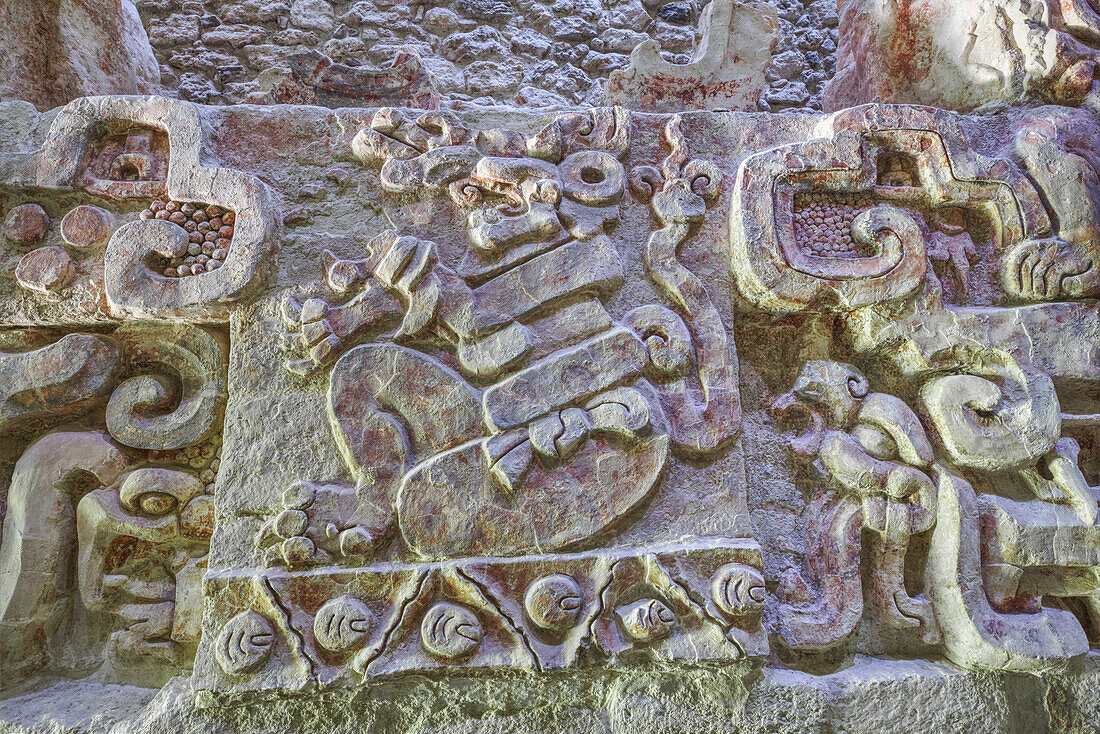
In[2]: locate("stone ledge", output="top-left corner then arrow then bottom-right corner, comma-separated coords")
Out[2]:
3,655 -> 1098,734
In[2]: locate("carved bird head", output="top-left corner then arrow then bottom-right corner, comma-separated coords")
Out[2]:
770,360 -> 869,457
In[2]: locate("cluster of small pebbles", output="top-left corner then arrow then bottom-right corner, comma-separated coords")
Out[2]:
146,434 -> 222,494
140,200 -> 235,278
793,192 -> 876,258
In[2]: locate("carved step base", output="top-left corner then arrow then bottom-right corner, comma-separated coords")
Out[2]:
194,538 -> 766,700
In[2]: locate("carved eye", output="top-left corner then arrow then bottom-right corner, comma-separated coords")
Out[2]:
138,492 -> 177,516
799,381 -> 823,400
847,375 -> 869,398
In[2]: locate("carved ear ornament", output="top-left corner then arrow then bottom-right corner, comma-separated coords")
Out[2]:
36,97 -> 278,319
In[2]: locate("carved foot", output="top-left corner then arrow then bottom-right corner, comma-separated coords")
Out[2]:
281,286 -> 402,375
282,234 -> 443,375
1002,238 -> 1100,302
255,481 -> 392,568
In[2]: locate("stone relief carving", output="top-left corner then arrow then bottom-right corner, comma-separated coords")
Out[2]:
770,361 -> 938,651
3,2 -> 1100,721
273,106 -> 741,570
604,0 -> 779,112
826,0 -> 1100,111
262,50 -> 440,110
0,324 -> 226,689
24,95 -> 279,321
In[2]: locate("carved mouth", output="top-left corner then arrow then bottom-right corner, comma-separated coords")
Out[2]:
769,393 -> 825,458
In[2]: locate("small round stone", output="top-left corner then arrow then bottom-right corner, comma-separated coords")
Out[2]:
3,204 -> 50,246
219,225 -> 234,239
189,232 -> 205,244
202,243 -> 215,255
176,264 -> 191,276
274,508 -> 309,538
206,205 -> 224,217
60,205 -> 114,248
223,211 -> 235,225
212,248 -> 228,260
165,200 -> 181,213
15,246 -> 74,293
169,211 -> 188,226
191,263 -> 206,275
282,482 -> 315,509
150,200 -> 167,212
188,243 -> 202,256
215,237 -> 231,248
205,231 -> 218,242
154,209 -> 170,220
209,217 -> 223,230
281,536 -> 315,566
140,210 -> 155,220
207,258 -> 222,270
184,220 -> 198,232
163,267 -> 178,277
181,202 -> 197,214
192,210 -> 207,223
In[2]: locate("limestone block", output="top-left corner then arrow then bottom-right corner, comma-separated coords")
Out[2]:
0,0 -> 161,111
604,0 -> 779,111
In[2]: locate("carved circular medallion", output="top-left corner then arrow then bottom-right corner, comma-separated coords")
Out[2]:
710,564 -> 766,618
559,150 -> 625,206
313,596 -> 372,652
616,598 -> 676,643
216,610 -> 275,675
420,601 -> 482,660
15,246 -> 74,293
523,574 -> 583,633
3,203 -> 50,246
61,205 -> 114,248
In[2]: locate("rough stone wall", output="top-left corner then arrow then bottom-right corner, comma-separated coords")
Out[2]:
132,0 -> 838,109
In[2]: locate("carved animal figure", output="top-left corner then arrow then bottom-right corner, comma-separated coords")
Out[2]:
770,361 -> 939,651
274,110 -> 740,563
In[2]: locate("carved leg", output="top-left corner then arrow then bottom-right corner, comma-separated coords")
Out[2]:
928,467 -> 1088,671
863,526 -> 939,643
1004,123 -> 1100,301
775,497 -> 864,651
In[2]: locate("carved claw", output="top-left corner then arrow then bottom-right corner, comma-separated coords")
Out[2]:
280,293 -> 303,327
371,233 -> 442,339
1002,238 -> 1099,301
894,591 -> 941,644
